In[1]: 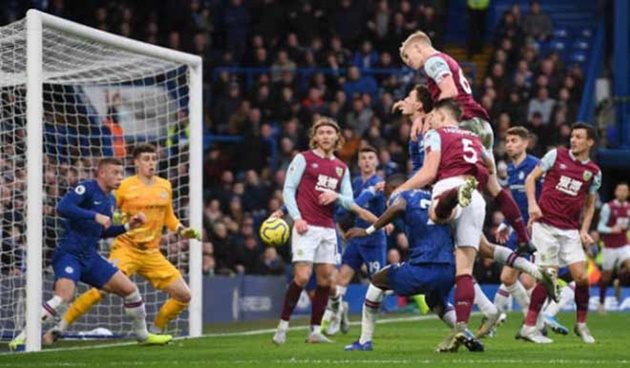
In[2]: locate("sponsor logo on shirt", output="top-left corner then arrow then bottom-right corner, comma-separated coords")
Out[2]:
556,175 -> 583,196
316,174 -> 339,192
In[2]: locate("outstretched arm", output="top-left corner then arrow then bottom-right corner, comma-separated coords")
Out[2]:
346,195 -> 407,239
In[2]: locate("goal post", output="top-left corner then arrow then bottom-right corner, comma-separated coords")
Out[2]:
9,9 -> 204,352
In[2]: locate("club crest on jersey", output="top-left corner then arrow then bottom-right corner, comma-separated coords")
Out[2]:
312,163 -> 319,168
336,167 -> 343,177
583,170 -> 593,181
65,266 -> 74,274
161,191 -> 167,198
518,171 -> 525,180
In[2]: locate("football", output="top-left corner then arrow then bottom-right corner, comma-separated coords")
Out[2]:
259,218 -> 290,247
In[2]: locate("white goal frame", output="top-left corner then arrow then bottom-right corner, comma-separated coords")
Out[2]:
24,9 -> 203,352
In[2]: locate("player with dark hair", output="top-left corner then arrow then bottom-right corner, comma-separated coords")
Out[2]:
344,174 -> 484,352
518,122 -> 601,344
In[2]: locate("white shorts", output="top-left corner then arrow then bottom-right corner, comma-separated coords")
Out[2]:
602,245 -> 630,271
291,225 -> 338,264
432,177 -> 486,250
531,222 -> 585,267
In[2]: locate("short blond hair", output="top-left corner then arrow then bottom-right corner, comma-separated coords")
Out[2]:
309,117 -> 344,151
399,31 -> 432,62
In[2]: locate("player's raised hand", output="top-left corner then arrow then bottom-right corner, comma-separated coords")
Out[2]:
129,213 -> 146,229
294,219 -> 308,235
384,223 -> 395,235
409,114 -> 426,142
95,213 -> 111,229
346,227 -> 368,240
318,190 -> 339,205
180,227 -> 202,240
528,203 -> 543,222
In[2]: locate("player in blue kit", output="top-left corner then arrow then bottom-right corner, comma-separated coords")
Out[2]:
344,174 -> 484,353
493,127 -> 541,322
321,146 -> 390,335
9,158 -> 172,350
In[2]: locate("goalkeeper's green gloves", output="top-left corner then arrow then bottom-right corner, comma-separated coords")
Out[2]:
178,226 -> 201,240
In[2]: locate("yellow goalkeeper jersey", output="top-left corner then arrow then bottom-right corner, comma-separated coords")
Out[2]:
113,175 -> 180,250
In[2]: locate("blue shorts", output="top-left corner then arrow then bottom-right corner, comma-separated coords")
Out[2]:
52,250 -> 118,289
341,236 -> 386,279
388,262 -> 455,300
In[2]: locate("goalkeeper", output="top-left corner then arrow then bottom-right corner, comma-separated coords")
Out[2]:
45,144 -> 201,343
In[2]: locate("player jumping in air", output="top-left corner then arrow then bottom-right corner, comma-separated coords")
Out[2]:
344,174 -> 485,353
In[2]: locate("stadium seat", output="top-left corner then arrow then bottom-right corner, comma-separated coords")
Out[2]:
570,50 -> 588,67
572,38 -> 591,51
577,27 -> 595,38
553,27 -> 571,39
550,39 -> 568,52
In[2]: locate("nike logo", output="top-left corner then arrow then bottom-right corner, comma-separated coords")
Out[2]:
94,201 -> 102,205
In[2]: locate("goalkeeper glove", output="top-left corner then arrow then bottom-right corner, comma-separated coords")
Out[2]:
179,227 -> 201,240
112,212 -> 127,226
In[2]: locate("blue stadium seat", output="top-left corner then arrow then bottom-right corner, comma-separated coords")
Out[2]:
572,38 -> 591,51
576,27 -> 595,38
550,39 -> 568,52
553,27 -> 571,39
570,50 -> 588,66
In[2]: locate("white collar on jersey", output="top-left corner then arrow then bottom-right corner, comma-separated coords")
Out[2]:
312,149 -> 335,160
568,149 -> 591,165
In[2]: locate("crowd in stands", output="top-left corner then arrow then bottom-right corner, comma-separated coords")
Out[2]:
0,1 -> 602,283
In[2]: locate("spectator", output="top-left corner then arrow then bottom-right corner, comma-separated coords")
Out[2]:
223,0 -> 251,61
527,87 -> 556,124
270,50 -> 297,82
259,247 -> 286,275
522,0 -> 552,41
352,40 -> 379,70
342,66 -> 378,102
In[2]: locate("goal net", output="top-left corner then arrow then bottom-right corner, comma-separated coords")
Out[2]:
0,11 -> 202,349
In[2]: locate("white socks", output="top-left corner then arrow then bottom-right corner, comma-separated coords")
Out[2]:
474,282 -> 498,318
544,282 -> 575,317
506,281 -> 530,315
493,246 -> 542,280
123,289 -> 148,341
493,284 -> 511,312
14,295 -> 68,341
359,284 -> 384,344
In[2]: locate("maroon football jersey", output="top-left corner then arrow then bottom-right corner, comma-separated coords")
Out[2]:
424,52 -> 490,121
602,200 -> 630,248
537,148 -> 601,230
296,150 -> 348,228
427,126 -> 489,188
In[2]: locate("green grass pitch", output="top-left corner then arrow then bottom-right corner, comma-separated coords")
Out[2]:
2,312 -> 629,367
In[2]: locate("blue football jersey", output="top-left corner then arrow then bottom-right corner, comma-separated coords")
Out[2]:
391,189 -> 454,265
507,154 -> 542,224
352,173 -> 386,229
408,133 -> 425,176
56,180 -> 125,256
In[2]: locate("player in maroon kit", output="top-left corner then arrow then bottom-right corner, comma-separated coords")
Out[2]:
398,31 -> 534,254
272,118 -> 376,345
597,182 -> 630,312
394,98 -> 491,349
518,123 -> 602,344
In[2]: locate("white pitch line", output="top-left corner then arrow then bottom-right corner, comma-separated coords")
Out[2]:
2,313 -> 449,355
